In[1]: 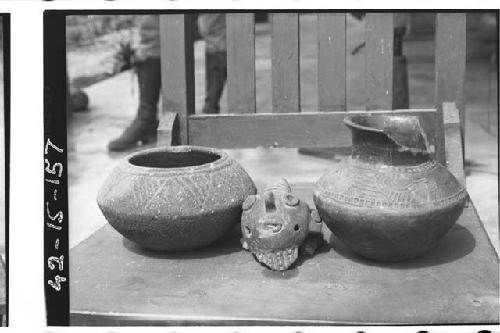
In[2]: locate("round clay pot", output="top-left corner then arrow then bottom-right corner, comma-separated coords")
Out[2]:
97,146 -> 256,251
313,114 -> 468,261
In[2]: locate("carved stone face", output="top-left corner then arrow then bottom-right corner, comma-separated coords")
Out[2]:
241,190 -> 310,270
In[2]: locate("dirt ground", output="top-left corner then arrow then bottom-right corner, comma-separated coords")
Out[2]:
67,14 -> 498,257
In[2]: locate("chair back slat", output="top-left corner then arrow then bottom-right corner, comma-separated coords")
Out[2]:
271,13 -> 300,113
188,109 -> 437,148
364,13 -> 394,110
226,14 -> 256,114
434,13 -> 466,164
317,13 -> 346,111
158,12 -> 465,161
159,14 -> 195,145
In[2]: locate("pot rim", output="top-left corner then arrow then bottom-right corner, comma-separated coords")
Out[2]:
344,113 -> 420,134
344,114 -> 430,154
119,145 -> 231,175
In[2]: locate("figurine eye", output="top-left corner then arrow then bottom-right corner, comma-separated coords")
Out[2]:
294,225 -> 300,231
244,226 -> 252,236
242,195 -> 257,210
284,194 -> 299,207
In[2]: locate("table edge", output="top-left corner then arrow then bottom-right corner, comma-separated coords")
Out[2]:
69,310 -> 500,326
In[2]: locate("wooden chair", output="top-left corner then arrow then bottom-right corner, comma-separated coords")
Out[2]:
70,12 -> 498,325
157,13 -> 466,183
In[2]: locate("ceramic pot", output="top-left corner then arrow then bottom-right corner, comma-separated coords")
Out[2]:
313,114 -> 468,261
97,146 -> 256,251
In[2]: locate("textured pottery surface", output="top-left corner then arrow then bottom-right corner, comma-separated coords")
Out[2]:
97,146 -> 257,251
241,179 -> 323,270
314,114 -> 468,261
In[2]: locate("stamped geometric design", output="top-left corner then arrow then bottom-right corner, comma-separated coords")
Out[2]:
316,157 -> 467,211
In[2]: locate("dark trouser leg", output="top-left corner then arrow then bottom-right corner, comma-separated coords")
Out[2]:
108,58 -> 161,151
202,51 -> 227,114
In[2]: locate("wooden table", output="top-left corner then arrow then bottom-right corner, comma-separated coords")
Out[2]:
70,187 -> 499,326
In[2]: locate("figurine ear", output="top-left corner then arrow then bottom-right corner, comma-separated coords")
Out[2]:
309,210 -> 323,233
311,209 -> 322,223
242,195 -> 257,210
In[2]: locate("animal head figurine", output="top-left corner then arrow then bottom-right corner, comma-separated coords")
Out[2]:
240,178 -> 323,271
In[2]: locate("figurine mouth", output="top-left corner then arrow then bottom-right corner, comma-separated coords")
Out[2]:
253,246 -> 299,271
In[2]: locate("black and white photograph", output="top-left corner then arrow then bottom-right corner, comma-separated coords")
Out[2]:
42,10 -> 500,327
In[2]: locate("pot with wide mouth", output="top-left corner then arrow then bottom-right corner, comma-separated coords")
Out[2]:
97,145 -> 257,252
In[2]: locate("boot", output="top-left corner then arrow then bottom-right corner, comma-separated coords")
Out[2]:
202,51 -> 227,114
108,58 -> 161,152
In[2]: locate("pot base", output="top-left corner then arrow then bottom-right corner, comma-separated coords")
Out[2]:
314,156 -> 468,261
105,206 -> 242,252
317,198 -> 466,261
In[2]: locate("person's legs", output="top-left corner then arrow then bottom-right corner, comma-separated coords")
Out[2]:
108,57 -> 161,151
202,51 -> 227,114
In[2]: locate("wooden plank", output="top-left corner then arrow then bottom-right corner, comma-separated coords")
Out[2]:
271,13 -> 300,113
365,13 -> 394,110
226,14 -> 256,114
157,112 -> 179,146
392,24 -> 409,109
159,14 -> 195,145
187,109 -> 437,148
317,13 -> 346,111
71,204 -> 499,325
435,13 -> 466,161
443,102 -> 465,187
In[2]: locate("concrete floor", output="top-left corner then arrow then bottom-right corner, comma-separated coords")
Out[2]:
68,15 -> 498,257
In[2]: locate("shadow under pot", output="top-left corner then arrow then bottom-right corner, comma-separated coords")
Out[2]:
313,114 -> 468,261
97,146 -> 257,252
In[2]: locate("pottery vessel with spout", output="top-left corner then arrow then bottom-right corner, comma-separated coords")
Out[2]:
313,114 -> 468,261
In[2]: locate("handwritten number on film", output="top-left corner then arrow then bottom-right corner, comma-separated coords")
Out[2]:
45,138 -> 66,291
